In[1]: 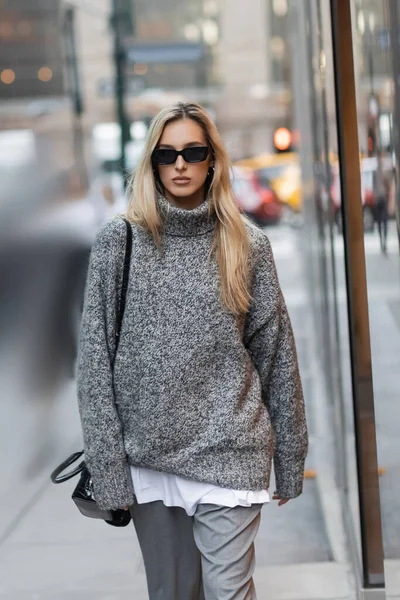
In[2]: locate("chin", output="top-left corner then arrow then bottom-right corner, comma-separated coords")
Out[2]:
167,185 -> 200,198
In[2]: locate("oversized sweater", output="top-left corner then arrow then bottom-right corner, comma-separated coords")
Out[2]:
77,195 -> 308,511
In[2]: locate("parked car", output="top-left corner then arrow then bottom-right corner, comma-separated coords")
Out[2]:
252,169 -> 284,225
230,166 -> 282,226
234,152 -> 302,217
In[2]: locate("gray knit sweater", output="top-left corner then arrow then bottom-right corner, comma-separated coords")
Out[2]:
77,195 -> 308,510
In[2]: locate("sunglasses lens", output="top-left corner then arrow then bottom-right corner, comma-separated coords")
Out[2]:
184,147 -> 209,163
153,149 -> 177,165
153,146 -> 209,165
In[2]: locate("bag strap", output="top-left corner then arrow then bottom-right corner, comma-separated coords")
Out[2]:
115,217 -> 132,352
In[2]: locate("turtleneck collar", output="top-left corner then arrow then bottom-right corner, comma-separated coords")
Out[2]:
156,194 -> 217,237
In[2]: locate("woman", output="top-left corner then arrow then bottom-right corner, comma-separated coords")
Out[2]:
77,102 -> 308,600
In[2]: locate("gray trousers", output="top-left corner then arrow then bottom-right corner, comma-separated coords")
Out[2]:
130,501 -> 262,600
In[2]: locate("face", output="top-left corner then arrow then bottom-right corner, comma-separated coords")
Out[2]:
154,118 -> 212,208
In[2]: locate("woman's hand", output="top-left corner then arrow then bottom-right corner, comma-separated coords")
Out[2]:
122,505 -> 130,511
272,493 -> 290,507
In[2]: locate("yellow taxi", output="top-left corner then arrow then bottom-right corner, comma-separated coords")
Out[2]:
234,152 -> 302,215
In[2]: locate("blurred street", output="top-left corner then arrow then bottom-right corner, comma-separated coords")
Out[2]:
1,217 -> 399,599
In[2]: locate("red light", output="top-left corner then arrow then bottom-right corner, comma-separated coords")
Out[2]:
274,127 -> 292,151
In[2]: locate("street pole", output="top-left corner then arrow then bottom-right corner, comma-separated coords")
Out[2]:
64,7 -> 88,192
65,8 -> 83,116
111,0 -> 129,187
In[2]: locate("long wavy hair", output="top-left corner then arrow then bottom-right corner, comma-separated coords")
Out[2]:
126,102 -> 251,315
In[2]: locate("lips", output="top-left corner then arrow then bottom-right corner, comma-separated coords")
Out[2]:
172,177 -> 191,183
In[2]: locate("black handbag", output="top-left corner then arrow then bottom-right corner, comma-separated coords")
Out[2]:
50,217 -> 133,528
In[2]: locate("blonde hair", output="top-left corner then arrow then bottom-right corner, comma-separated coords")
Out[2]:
126,102 -> 251,315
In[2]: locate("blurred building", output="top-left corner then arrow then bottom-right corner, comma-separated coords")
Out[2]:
1,1 -> 396,165
67,0 -> 295,160
0,0 -> 64,101
351,0 -> 395,153
216,0 -> 292,159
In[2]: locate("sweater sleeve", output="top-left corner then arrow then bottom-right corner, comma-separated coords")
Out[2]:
76,218 -> 135,511
244,232 -> 308,499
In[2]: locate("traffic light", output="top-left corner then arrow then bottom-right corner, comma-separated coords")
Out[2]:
273,127 -> 293,153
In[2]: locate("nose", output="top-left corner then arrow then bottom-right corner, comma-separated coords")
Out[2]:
175,155 -> 187,170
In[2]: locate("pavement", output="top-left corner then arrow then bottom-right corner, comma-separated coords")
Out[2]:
0,220 -> 399,599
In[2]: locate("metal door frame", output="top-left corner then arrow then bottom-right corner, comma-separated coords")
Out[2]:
330,0 -> 385,593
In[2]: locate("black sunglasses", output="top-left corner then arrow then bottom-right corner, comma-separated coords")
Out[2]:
152,146 -> 209,165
